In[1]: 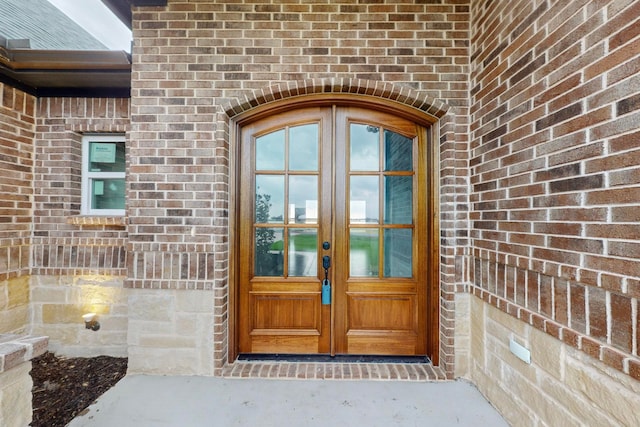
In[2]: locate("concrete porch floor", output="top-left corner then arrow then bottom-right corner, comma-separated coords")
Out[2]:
67,375 -> 509,427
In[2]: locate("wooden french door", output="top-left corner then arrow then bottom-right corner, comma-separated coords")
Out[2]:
238,105 -> 434,357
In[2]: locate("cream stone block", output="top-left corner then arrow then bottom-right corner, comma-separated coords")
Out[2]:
470,295 -> 640,427
0,282 -> 8,308
502,363 -> 581,426
127,347 -> 206,375
0,306 -> 28,334
529,325 -> 563,381
565,356 -> 640,426
568,345 -> 640,394
30,287 -> 69,303
30,275 -> 128,355
75,275 -> 125,287
127,289 -> 217,376
471,368 -> 535,427
175,290 -> 215,313
486,303 -> 527,337
128,291 -> 174,322
455,293 -> 470,335
42,304 -> 93,324
470,296 -> 486,366
538,374 -> 620,427
80,284 -> 123,311
39,325 -> 79,344
175,315 -> 198,335
31,275 -> 61,286
99,315 -> 128,332
7,276 -> 29,307
487,333 -> 537,384
0,363 -> 32,427
127,320 -> 171,342
138,334 -> 196,348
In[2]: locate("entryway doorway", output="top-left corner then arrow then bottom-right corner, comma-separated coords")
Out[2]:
235,103 -> 438,359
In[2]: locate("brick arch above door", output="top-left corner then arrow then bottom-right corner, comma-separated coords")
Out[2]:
222,81 -> 465,378
221,78 -> 451,123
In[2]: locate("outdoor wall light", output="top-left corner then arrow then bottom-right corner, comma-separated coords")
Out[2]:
82,313 -> 100,331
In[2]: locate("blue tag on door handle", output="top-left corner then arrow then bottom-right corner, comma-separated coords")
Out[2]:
322,279 -> 331,305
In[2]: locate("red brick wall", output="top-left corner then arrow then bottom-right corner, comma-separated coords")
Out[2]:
32,97 -> 130,275
0,84 -> 35,281
129,0 -> 471,373
469,0 -> 640,380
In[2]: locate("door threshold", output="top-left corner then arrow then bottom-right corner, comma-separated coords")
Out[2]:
237,354 -> 431,364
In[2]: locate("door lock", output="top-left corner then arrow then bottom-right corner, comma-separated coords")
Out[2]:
322,255 -> 331,305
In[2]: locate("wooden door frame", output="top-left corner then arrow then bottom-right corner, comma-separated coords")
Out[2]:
228,94 -> 440,363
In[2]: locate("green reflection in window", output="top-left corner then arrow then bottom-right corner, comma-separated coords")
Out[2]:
349,228 -> 379,277
255,228 -> 284,276
288,229 -> 317,276
91,179 -> 125,210
89,142 -> 125,172
255,175 -> 284,223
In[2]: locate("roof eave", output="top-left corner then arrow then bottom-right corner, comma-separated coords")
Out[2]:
101,0 -> 168,28
0,47 -> 131,98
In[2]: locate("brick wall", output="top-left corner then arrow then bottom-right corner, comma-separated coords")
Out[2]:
0,84 -> 35,333
468,0 -> 640,405
28,97 -> 130,356
129,0 -> 471,374
33,97 -> 129,276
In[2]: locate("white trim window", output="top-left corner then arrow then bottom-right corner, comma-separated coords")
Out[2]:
81,134 -> 126,216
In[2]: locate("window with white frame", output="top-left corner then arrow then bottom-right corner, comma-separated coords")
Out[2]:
82,134 -> 126,215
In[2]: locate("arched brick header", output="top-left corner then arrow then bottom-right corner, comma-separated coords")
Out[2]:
222,79 -> 462,377
222,78 -> 450,121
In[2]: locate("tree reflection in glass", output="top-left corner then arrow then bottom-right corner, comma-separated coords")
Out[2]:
254,189 -> 283,276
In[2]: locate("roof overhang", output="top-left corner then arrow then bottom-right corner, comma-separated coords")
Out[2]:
101,0 -> 168,28
0,46 -> 131,97
0,0 -> 167,97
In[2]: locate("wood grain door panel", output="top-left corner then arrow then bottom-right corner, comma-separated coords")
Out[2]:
238,105 -> 435,358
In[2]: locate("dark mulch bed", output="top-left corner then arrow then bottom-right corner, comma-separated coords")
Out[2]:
30,352 -> 127,427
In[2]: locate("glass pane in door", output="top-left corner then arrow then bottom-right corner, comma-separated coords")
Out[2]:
290,124 -> 319,171
350,124 -> 379,171
255,227 -> 284,276
255,175 -> 284,223
384,176 -> 412,224
350,176 -> 379,223
383,229 -> 412,278
288,228 -> 317,276
256,130 -> 285,170
289,176 -> 318,224
384,130 -> 413,171
349,228 -> 379,276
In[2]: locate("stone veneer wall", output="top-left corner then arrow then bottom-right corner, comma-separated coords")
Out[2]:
128,0 -> 471,375
0,334 -> 48,427
460,0 -> 640,423
0,84 -> 35,334
463,294 -> 640,426
29,97 -> 130,356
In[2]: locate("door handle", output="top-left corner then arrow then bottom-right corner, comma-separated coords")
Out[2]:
323,255 -> 331,270
322,255 -> 331,305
